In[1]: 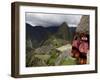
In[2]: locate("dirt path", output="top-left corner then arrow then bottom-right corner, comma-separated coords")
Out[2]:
55,44 -> 73,65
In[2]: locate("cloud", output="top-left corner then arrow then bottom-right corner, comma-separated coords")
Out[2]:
25,13 -> 82,27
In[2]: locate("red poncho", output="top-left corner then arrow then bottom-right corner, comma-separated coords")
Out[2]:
72,40 -> 80,49
79,41 -> 89,53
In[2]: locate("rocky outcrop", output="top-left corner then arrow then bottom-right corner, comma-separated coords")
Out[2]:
76,15 -> 89,34
34,44 -> 54,54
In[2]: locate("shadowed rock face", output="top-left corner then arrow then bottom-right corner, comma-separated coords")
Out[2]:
76,15 -> 89,34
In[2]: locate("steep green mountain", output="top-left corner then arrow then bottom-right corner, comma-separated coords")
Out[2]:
43,22 -> 72,48
56,22 -> 71,41
26,22 -> 75,49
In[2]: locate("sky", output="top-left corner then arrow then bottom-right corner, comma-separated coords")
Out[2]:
25,12 -> 82,27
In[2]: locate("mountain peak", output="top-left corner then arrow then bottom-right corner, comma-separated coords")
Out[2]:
61,22 -> 68,26
59,22 -> 69,31
57,22 -> 70,40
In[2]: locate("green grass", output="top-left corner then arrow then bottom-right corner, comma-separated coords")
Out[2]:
34,55 -> 50,61
46,49 -> 59,66
60,57 -> 76,65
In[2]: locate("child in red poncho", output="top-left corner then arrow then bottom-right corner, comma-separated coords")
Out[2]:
71,33 -> 89,64
79,34 -> 89,64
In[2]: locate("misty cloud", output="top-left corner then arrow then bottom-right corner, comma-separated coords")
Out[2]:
25,12 -> 82,27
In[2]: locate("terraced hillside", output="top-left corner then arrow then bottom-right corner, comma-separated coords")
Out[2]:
26,22 -> 76,67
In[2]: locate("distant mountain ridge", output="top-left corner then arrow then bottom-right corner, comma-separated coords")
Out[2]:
26,22 -> 76,48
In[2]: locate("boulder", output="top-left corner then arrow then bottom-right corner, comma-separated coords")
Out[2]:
76,15 -> 89,34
